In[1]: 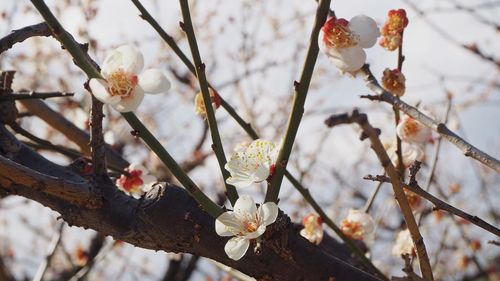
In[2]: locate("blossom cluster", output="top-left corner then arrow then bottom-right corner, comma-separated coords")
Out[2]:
215,139 -> 280,260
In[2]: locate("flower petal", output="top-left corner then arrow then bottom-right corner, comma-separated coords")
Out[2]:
349,15 -> 380,48
226,176 -> 255,189
329,47 -> 366,73
215,212 -> 242,236
224,237 -> 250,261
233,195 -> 257,219
138,68 -> 171,94
116,45 -> 144,74
89,79 -> 121,105
114,88 -> 145,112
252,164 -> 270,182
259,202 -> 278,226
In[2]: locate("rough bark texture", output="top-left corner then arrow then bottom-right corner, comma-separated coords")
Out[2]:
0,120 -> 380,281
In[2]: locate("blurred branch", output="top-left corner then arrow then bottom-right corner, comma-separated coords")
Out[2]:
0,91 -> 74,101
179,0 -> 238,205
0,22 -> 51,55
360,64 -> 500,173
403,0 -> 500,69
32,222 -> 65,281
325,110 -> 434,281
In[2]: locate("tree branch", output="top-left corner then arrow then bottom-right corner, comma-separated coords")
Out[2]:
0,124 -> 380,281
359,64 -> 500,173
363,174 -> 500,237
325,110 -> 434,281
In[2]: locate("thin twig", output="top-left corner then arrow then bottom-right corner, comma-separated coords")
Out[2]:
32,222 -> 65,281
325,110 -> 434,281
363,174 -> 500,237
0,22 -> 51,55
360,64 -> 500,173
178,0 -> 238,205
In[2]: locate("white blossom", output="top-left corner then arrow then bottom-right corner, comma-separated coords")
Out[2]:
89,45 -> 170,112
385,140 -> 425,168
392,229 -> 415,256
396,114 -> 432,144
225,139 -> 279,188
318,15 -> 379,73
340,209 -> 375,241
215,195 -> 278,260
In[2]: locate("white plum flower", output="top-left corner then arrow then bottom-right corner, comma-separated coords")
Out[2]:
215,195 -> 279,261
116,163 -> 157,195
385,140 -> 425,168
225,139 -> 280,188
300,214 -> 323,245
318,15 -> 380,73
392,229 -> 415,257
89,45 -> 170,112
396,115 -> 432,144
340,209 -> 375,241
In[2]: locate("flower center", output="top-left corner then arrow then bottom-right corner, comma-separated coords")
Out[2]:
340,220 -> 364,240
323,18 -> 358,49
107,69 -> 138,98
243,220 -> 258,233
402,118 -> 420,137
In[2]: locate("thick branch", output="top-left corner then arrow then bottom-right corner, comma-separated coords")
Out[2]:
360,64 -> 500,173
0,126 -> 379,280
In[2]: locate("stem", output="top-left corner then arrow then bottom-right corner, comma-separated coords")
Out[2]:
30,0 -> 223,218
265,0 -> 331,203
394,30 -> 405,177
178,0 -> 238,205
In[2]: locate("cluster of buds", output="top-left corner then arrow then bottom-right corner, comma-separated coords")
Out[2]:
194,88 -> 221,119
381,68 -> 406,97
379,9 -> 409,51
